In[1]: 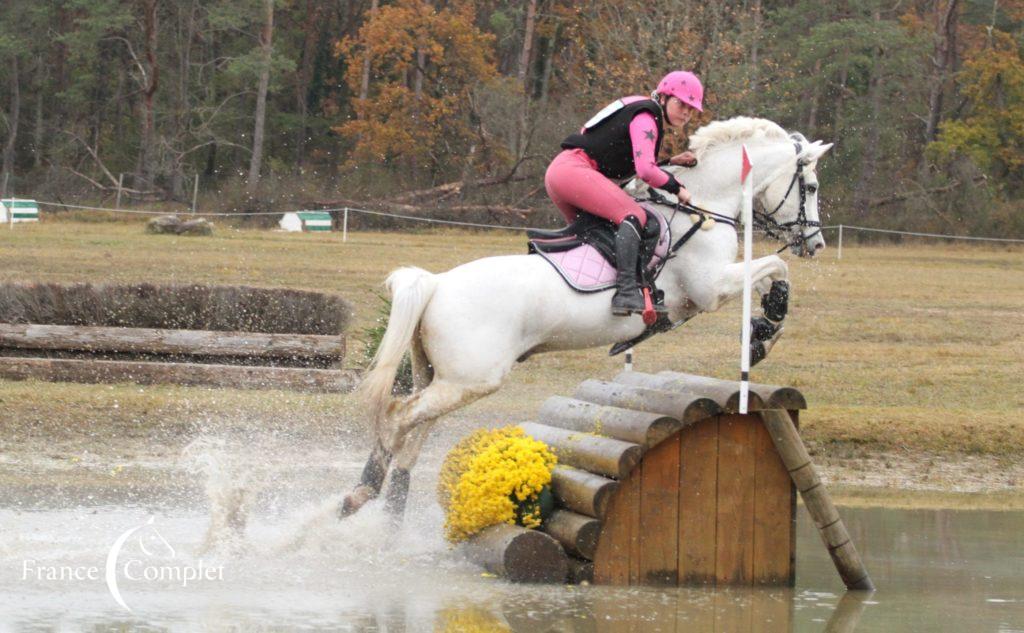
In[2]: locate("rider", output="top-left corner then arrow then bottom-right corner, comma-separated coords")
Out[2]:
545,70 -> 704,316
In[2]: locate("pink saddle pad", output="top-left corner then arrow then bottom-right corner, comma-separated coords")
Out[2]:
535,207 -> 670,292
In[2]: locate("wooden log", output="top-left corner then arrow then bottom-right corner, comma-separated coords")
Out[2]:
659,371 -> 807,411
573,379 -> 721,425
540,509 -> 601,560
566,557 -> 594,584
519,422 -> 641,480
462,524 -> 568,583
0,323 -> 345,362
538,395 -> 681,447
0,356 -> 360,393
549,466 -> 618,519
759,409 -> 874,591
613,370 -> 767,412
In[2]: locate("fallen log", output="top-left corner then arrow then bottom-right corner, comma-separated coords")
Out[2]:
0,356 -> 360,393
0,323 -> 345,363
462,524 -> 568,583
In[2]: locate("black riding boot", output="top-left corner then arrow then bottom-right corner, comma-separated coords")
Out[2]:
611,217 -> 646,315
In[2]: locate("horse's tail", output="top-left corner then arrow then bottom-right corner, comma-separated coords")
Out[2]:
358,266 -> 438,422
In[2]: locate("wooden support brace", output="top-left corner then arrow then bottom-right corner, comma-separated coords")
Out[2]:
759,409 -> 874,591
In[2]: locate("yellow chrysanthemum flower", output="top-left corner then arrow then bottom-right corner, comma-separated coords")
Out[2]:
437,426 -> 557,543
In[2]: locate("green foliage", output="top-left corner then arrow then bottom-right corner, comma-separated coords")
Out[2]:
360,293 -> 414,396
929,43 -> 1024,191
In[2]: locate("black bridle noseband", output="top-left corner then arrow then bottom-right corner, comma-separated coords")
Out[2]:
752,137 -> 822,254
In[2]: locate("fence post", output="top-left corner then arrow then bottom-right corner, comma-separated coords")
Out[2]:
343,207 -> 349,242
191,174 -> 199,215
837,224 -> 843,260
115,173 -> 124,210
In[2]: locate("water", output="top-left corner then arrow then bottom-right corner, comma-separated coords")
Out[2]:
1,439 -> 1022,632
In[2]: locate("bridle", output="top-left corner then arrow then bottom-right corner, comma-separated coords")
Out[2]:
644,135 -> 823,257
752,137 -> 822,254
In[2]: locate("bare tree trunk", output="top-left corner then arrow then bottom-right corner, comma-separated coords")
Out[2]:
515,0 -> 538,160
295,0 -> 320,169
750,0 -> 762,91
137,0 -> 159,192
924,0 -> 959,145
853,9 -> 884,211
805,58 -> 822,136
539,29 -> 555,105
2,56 -> 21,196
246,0 -> 275,194
32,56 -> 44,169
357,0 -> 379,111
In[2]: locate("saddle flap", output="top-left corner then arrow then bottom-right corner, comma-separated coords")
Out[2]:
528,206 -> 671,293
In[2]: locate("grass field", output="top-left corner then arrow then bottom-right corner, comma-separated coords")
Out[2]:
0,218 -> 1022,461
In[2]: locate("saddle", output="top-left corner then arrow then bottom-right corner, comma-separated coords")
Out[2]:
527,203 -> 671,293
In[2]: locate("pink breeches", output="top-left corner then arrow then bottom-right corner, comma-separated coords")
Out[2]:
544,149 -> 648,227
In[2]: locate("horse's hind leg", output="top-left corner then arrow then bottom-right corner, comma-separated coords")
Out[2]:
340,332 -> 436,519
339,438 -> 392,518
381,377 -> 504,521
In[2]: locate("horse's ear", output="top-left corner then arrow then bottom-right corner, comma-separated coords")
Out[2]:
799,141 -> 833,164
808,141 -> 834,161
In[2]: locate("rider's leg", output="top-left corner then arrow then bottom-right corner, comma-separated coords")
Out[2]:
544,149 -> 661,315
611,215 -> 647,314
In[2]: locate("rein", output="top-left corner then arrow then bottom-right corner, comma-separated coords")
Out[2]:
650,136 -> 821,257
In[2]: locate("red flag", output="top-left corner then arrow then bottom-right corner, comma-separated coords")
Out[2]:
741,145 -> 752,183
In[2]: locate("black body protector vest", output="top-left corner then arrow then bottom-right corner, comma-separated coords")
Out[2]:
561,98 -> 665,180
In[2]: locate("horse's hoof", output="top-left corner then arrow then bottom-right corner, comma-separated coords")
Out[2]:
338,485 -> 375,519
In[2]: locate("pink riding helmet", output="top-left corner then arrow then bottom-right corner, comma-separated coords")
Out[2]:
656,70 -> 704,112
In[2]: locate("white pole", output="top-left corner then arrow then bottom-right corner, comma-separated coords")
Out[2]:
739,145 -> 754,414
624,347 -> 633,372
837,224 -> 843,260
115,173 -> 124,210
343,207 -> 349,242
191,174 -> 199,215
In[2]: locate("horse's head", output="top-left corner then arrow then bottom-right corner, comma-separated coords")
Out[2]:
756,133 -> 833,258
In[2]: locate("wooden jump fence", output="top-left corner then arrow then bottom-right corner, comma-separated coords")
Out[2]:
0,283 -> 360,393
462,371 -> 874,590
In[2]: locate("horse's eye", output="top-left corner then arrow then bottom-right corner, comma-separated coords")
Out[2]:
807,184 -> 818,194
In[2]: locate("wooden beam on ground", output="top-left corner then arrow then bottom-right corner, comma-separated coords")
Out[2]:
461,524 -> 568,583
759,409 -> 874,591
0,356 -> 360,393
0,323 -> 345,363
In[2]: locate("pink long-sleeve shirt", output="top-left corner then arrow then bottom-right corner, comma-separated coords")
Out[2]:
620,95 -> 670,188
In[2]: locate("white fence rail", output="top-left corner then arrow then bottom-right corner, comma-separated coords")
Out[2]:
28,199 -> 1024,247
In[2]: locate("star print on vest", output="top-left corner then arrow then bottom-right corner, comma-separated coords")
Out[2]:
560,98 -> 665,180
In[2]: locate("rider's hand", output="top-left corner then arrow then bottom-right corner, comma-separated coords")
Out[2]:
677,187 -> 692,204
670,151 -> 698,167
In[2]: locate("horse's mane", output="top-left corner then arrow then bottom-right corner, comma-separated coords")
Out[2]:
688,117 -> 790,158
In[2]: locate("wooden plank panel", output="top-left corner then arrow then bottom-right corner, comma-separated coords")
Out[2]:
0,323 -> 345,361
0,356 -> 360,393
751,417 -> 796,584
678,417 -> 719,585
593,472 -> 638,584
638,434 -> 680,585
715,414 -> 756,584
627,472 -> 642,585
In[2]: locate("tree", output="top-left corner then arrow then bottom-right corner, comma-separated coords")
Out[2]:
335,0 -> 496,176
929,35 -> 1024,192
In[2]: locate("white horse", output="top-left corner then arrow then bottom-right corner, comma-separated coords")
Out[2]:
343,117 -> 833,518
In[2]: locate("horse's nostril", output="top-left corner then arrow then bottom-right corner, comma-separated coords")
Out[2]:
814,242 -> 825,251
